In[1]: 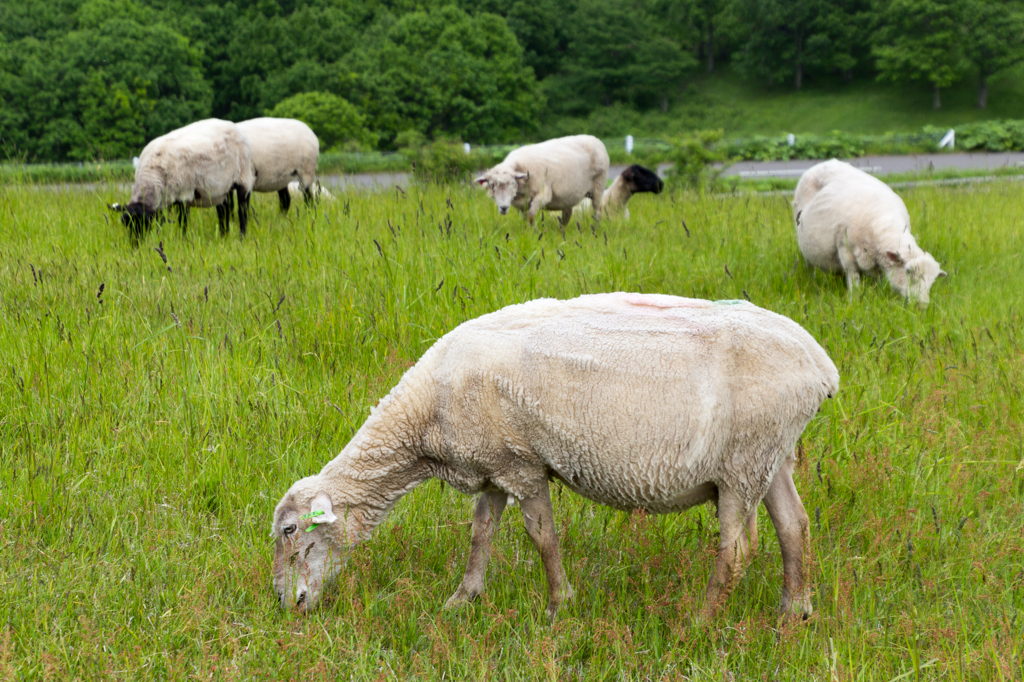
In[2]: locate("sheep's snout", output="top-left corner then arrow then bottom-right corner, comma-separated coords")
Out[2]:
498,206 -> 509,215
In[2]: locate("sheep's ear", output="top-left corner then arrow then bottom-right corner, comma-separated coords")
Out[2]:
514,172 -> 529,181
474,176 -> 488,186
886,251 -> 905,265
308,493 -> 338,524
938,270 -> 948,278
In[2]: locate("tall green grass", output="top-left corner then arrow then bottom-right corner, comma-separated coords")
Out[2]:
0,180 -> 1021,680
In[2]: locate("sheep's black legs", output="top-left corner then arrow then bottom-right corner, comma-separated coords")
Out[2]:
277,188 -> 291,214
445,490 -> 508,609
176,204 -> 189,235
762,457 -> 813,618
216,202 -> 230,236
236,188 -> 250,236
520,483 -> 573,619
302,186 -> 315,207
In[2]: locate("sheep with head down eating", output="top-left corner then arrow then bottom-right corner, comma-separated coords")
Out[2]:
271,293 -> 838,621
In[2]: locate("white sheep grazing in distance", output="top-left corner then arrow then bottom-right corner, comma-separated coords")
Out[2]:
236,117 -> 319,213
794,159 -> 946,306
271,293 -> 839,620
475,135 -> 609,226
118,119 -> 255,244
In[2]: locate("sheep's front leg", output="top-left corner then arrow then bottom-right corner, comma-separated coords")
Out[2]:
703,486 -> 753,617
762,458 -> 812,618
445,490 -> 508,609
216,201 -> 230,236
520,483 -> 573,619
525,188 -> 551,226
176,203 -> 189,235
277,188 -> 291,213
559,209 -> 573,227
236,188 -> 251,236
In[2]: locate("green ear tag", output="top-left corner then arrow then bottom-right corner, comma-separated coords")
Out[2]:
299,509 -> 325,531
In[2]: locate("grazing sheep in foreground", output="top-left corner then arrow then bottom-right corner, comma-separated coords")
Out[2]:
475,135 -> 609,226
794,159 -> 946,306
574,164 -> 664,219
272,293 -> 839,620
117,119 -> 255,245
236,117 -> 319,213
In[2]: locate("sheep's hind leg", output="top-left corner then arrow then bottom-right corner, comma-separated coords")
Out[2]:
702,486 -> 754,618
762,457 -> 813,619
520,482 -> 574,620
445,490 -> 509,609
836,227 -> 861,290
277,188 -> 291,214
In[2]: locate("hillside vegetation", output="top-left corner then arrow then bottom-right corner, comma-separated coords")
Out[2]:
4,0 -> 1024,162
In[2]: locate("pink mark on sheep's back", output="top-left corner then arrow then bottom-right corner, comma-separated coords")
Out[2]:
620,293 -> 712,310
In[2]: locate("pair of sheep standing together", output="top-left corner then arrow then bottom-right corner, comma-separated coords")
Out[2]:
272,144 -> 948,623
113,117 -> 321,245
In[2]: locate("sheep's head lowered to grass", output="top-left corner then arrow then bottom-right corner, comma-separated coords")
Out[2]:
475,168 -> 528,215
272,481 -> 353,612
885,249 -> 947,307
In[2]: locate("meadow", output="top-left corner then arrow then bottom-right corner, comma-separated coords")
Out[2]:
0,177 -> 1021,680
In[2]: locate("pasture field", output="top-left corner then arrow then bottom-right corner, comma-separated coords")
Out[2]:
0,179 -> 1022,681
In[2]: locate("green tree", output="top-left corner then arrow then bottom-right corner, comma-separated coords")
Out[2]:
0,0 -> 211,161
961,0 -> 1024,108
872,0 -> 967,109
267,91 -> 377,150
551,0 -> 696,114
729,0 -> 862,89
339,6 -> 544,147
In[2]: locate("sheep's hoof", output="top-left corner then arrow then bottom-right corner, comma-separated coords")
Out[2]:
444,585 -> 480,610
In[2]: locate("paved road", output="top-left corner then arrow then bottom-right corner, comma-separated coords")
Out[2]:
320,152 -> 1024,191
721,152 -> 1024,177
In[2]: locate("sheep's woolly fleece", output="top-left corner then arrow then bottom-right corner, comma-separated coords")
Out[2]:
129,118 -> 254,213
476,134 -> 610,225
272,293 -> 839,613
794,159 -> 946,305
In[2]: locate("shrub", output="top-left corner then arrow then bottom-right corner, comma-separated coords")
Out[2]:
665,130 -> 732,190
267,92 -> 378,152
403,136 -> 480,185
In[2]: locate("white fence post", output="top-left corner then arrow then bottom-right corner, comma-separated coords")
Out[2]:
938,129 -> 955,150
625,135 -> 634,154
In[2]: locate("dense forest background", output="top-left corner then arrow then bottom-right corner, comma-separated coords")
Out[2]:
2,0 -> 1023,162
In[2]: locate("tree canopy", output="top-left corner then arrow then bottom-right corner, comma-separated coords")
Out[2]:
2,0 -> 1024,161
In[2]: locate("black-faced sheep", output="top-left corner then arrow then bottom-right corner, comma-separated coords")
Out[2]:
475,135 -> 610,226
236,117 -> 319,213
575,164 -> 664,219
117,119 -> 255,245
794,159 -> 946,306
271,293 -> 839,620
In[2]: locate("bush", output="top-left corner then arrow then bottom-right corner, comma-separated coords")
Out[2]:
267,92 -> 378,152
952,120 -> 1024,152
401,136 -> 480,185
664,130 -> 732,190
